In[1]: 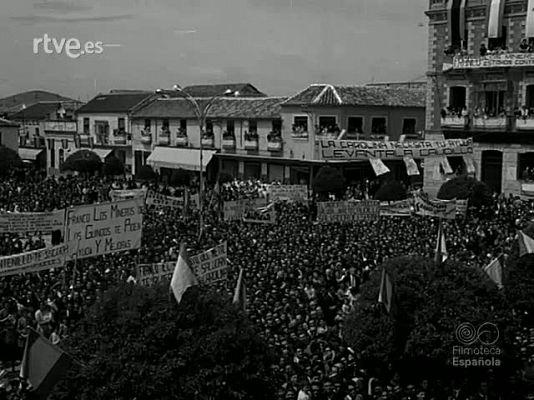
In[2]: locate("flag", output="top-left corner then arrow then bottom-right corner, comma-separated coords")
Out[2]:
170,244 -> 198,305
434,220 -> 448,264
403,156 -> 420,176
519,231 -> 534,258
20,328 -> 72,398
463,155 -> 476,174
440,156 -> 453,174
377,268 -> 394,314
483,256 -> 504,289
369,158 -> 390,176
432,160 -> 441,180
232,268 -> 246,311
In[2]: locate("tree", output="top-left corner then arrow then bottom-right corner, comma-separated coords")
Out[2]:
61,150 -> 102,175
437,175 -> 493,208
103,155 -> 125,176
0,145 -> 22,176
170,168 -> 191,187
135,165 -> 156,182
50,284 -> 276,400
312,165 -> 345,199
374,181 -> 407,202
344,256 -> 519,383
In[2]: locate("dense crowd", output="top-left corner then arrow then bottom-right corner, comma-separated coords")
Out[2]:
0,171 -> 534,399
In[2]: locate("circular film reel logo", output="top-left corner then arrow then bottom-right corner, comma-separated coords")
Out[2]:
455,322 -> 499,346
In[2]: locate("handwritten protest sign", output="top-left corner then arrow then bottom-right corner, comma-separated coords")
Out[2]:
137,261 -> 174,286
413,193 -> 456,219
145,191 -> 184,208
268,185 -> 308,202
317,200 -> 380,223
223,198 -> 268,221
109,189 -> 147,202
0,210 -> 65,234
456,199 -> 468,217
65,199 -> 143,261
0,244 -> 69,277
190,242 -> 228,284
379,200 -> 413,217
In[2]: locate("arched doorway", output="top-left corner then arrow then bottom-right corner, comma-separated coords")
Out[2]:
481,150 -> 503,193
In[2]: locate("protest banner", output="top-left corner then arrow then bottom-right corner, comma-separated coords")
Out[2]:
109,189 -> 147,202
379,199 -> 413,217
0,209 -> 65,234
318,138 -> 473,160
456,199 -> 468,217
137,261 -> 174,286
267,185 -> 308,202
145,190 -> 184,208
190,242 -> 228,284
223,198 -> 268,221
65,199 -> 143,261
317,200 -> 380,223
0,244 -> 69,277
413,193 -> 456,219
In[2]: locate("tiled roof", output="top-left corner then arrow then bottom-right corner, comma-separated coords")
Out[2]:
10,101 -> 83,121
0,90 -> 78,115
182,83 -> 267,98
283,84 -> 426,108
132,97 -> 285,119
0,118 -> 19,127
76,92 -> 153,114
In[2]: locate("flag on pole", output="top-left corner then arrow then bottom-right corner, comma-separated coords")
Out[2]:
434,220 -> 448,264
403,156 -> 420,176
369,158 -> 390,176
170,244 -> 198,305
377,268 -> 394,314
483,255 -> 504,289
518,231 -> 534,258
232,268 -> 246,311
20,328 -> 72,398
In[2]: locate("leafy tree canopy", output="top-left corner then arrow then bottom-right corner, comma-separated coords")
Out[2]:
313,165 -> 345,195
0,146 -> 23,176
437,175 -> 493,208
50,284 -> 276,400
61,150 -> 102,174
374,180 -> 407,202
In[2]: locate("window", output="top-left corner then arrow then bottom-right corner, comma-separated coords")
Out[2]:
227,120 -> 235,135
83,118 -> 90,134
61,139 -> 69,149
526,85 -> 534,110
272,119 -> 282,133
48,139 -> 55,168
371,117 -> 387,135
0,131 -> 2,146
162,119 -> 169,130
318,116 -> 336,129
402,118 -> 417,135
35,127 -> 40,136
144,119 -> 151,130
179,119 -> 187,134
205,119 -> 213,134
347,117 -> 363,134
488,26 -> 507,51
59,149 -> 64,169
484,91 -> 505,116
448,86 -> 466,113
292,116 -> 308,133
248,120 -> 257,134
518,153 -> 534,180
118,118 -> 125,131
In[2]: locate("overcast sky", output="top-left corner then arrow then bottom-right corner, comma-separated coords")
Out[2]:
0,0 -> 428,101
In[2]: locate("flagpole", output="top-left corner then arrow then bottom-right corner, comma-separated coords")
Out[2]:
71,240 -> 80,291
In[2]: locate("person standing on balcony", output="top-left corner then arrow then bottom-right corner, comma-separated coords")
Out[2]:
480,43 -> 488,56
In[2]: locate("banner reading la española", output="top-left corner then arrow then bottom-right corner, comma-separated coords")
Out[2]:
318,138 -> 473,160
65,199 -> 143,261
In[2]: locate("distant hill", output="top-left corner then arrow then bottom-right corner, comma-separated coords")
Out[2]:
0,90 -> 78,117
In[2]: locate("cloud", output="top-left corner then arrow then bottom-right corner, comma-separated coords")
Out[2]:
10,14 -> 133,23
33,1 -> 92,13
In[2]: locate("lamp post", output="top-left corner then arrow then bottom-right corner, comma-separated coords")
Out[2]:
157,86 -> 238,240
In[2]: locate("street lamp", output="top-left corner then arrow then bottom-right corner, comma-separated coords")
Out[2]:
157,85 -> 238,241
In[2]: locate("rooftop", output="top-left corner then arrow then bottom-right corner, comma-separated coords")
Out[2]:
0,90 -> 78,116
76,92 -> 154,114
0,118 -> 19,128
10,101 -> 83,121
283,84 -> 426,108
182,83 -> 267,98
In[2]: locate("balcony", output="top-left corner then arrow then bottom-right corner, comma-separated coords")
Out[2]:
43,120 -> 77,133
472,117 -> 507,129
222,137 -> 236,149
244,137 -> 258,150
267,140 -> 283,152
201,137 -> 214,147
176,135 -> 188,147
140,129 -> 152,145
441,116 -> 467,128
159,130 -> 170,145
516,118 -> 534,130
291,127 -> 308,139
112,129 -> 129,145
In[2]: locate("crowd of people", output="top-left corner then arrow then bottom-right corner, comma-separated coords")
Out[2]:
0,171 -> 533,399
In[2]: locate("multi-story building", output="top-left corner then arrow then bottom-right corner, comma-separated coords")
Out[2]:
280,84 -> 426,184
75,91 -> 155,174
0,118 -> 19,152
425,0 -> 534,196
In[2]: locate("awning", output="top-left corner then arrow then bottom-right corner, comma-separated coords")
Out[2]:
91,148 -> 113,161
146,147 -> 216,172
18,148 -> 44,161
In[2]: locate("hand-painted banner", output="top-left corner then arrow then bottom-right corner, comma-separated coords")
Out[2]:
145,190 -> 184,208
414,193 -> 456,219
0,244 -> 69,277
190,242 -> 228,284
267,185 -> 308,202
137,261 -> 174,286
65,199 -> 143,261
318,138 -> 473,160
456,199 -> 468,217
0,210 -> 65,234
452,53 -> 534,70
109,189 -> 147,202
223,198 -> 268,221
317,200 -> 380,223
379,200 -> 413,217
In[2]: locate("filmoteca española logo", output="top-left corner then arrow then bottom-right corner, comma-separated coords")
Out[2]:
452,322 -> 501,368
455,322 -> 499,346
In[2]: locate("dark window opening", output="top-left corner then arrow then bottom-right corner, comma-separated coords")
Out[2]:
402,118 -> 417,135
248,120 -> 257,134
371,117 -> 387,135
519,153 -> 534,181
526,86 -> 534,111
488,26 -> 507,51
179,119 -> 187,135
118,118 -> 125,131
292,116 -> 308,134
272,120 -> 282,134
227,120 -> 235,135
205,120 -> 213,134
448,86 -> 466,115
83,118 -> 90,134
144,119 -> 151,130
484,91 -> 505,116
162,119 -> 169,131
347,117 -> 363,134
